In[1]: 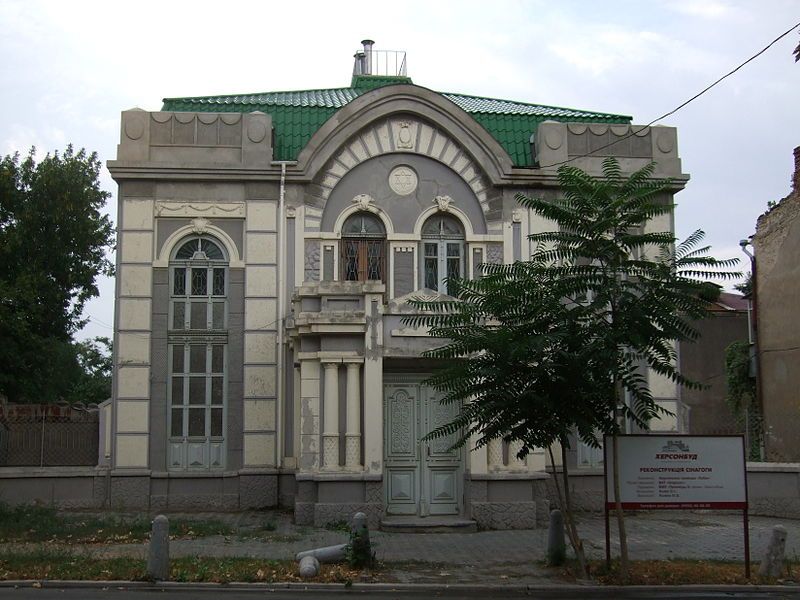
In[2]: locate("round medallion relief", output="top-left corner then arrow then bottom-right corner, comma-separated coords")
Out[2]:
388,165 -> 418,196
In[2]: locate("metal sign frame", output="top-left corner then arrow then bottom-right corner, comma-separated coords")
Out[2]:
603,434 -> 750,578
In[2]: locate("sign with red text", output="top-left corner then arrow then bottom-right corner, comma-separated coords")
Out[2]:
604,435 -> 747,510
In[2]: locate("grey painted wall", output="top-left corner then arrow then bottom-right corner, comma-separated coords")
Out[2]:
393,251 -> 414,297
320,154 -> 487,235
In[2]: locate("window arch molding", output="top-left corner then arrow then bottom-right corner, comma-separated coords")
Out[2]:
332,202 -> 395,238
412,204 -> 474,240
156,223 -> 242,267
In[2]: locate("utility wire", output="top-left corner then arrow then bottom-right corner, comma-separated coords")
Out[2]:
542,20 -> 800,169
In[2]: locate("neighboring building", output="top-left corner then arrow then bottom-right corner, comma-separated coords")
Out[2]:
107,41 -> 688,527
753,146 -> 800,461
679,292 -> 749,436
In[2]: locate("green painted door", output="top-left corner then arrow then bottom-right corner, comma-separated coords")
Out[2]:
384,377 -> 462,516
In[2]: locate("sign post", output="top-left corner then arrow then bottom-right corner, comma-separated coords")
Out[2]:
604,435 -> 749,577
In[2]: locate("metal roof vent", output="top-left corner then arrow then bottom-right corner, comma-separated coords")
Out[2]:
352,39 -> 407,78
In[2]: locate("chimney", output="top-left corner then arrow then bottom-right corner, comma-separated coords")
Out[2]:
352,51 -> 366,76
793,146 -> 800,194
361,39 -> 375,75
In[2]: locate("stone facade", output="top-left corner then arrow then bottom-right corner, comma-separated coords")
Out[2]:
753,147 -> 800,461
93,45 -> 691,525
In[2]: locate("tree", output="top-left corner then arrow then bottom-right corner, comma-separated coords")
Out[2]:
0,146 -> 114,403
68,337 -> 113,405
406,158 -> 738,581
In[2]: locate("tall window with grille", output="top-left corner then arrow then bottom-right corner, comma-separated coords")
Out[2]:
340,212 -> 386,282
168,236 -> 228,470
421,214 -> 465,294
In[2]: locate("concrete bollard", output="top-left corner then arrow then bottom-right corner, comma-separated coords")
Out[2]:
349,511 -> 372,568
147,515 -> 170,581
758,525 -> 787,578
298,555 -> 320,578
546,509 -> 566,566
296,544 -> 348,563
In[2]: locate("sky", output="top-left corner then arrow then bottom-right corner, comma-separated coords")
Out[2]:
1,0 -> 798,341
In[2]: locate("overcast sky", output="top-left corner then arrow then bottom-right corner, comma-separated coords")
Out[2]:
2,0 -> 798,341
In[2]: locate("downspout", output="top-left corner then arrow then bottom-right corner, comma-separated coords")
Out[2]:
273,161 -> 291,469
740,239 -> 764,460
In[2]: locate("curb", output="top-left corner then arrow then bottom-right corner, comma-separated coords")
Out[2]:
0,580 -> 798,594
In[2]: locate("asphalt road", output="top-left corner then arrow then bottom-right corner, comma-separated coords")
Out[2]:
1,585 -> 799,600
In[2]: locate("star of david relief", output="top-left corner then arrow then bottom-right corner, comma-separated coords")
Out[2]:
351,193 -> 374,211
433,195 -> 454,212
388,166 -> 418,196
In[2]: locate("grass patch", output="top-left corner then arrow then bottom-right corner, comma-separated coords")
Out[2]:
562,559 -> 797,585
0,549 -> 375,583
0,548 -> 148,581
0,503 -> 233,543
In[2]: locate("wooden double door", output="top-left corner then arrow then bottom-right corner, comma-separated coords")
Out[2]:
383,377 -> 463,516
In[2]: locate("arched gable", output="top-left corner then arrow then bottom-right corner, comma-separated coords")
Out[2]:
297,85 -> 511,234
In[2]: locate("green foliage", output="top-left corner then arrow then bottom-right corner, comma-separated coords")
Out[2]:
724,340 -> 756,423
345,526 -> 374,569
405,157 -> 740,455
67,336 -> 113,404
0,146 -> 114,403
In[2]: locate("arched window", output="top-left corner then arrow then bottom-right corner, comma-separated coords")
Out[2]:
421,214 -> 465,294
341,212 -> 386,282
168,236 -> 228,471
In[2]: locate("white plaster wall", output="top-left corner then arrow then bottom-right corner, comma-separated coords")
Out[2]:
243,432 -> 276,466
119,266 -> 152,297
245,233 -> 277,263
244,399 -> 276,430
244,299 -> 277,330
247,201 -> 277,231
116,366 -> 150,398
244,365 -> 277,397
119,231 -> 154,263
115,435 -> 148,468
245,266 -> 277,297
118,298 -> 151,330
122,199 -> 154,230
116,401 -> 149,433
244,332 -> 277,364
116,332 -> 150,365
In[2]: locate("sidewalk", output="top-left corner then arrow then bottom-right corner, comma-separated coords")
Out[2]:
2,511 -> 798,585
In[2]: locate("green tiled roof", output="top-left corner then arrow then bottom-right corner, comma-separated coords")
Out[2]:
162,78 -> 631,166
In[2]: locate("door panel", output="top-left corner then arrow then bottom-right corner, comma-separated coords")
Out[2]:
384,379 -> 463,517
423,387 -> 462,515
384,385 -> 420,515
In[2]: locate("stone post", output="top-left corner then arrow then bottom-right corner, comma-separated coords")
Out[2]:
758,524 -> 787,578
546,509 -> 566,566
147,515 -> 169,581
322,362 -> 340,469
345,362 -> 362,469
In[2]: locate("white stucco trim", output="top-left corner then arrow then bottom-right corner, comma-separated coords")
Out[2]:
412,204 -> 476,238
154,224 -> 243,267
331,202 -> 395,236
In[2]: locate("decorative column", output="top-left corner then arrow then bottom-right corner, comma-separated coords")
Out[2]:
487,438 -> 503,471
345,362 -> 362,469
509,439 -> 527,470
322,362 -> 340,469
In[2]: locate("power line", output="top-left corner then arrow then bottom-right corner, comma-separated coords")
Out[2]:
543,20 -> 800,169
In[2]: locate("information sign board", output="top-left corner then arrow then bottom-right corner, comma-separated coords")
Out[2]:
603,435 -> 747,510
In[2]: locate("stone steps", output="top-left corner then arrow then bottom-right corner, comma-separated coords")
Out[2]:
379,516 -> 478,533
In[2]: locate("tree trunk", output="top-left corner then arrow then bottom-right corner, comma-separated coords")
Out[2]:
548,443 -> 589,578
611,402 -> 630,582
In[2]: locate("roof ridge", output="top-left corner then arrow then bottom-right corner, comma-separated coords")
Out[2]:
163,86 -> 360,103
441,90 -> 631,118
